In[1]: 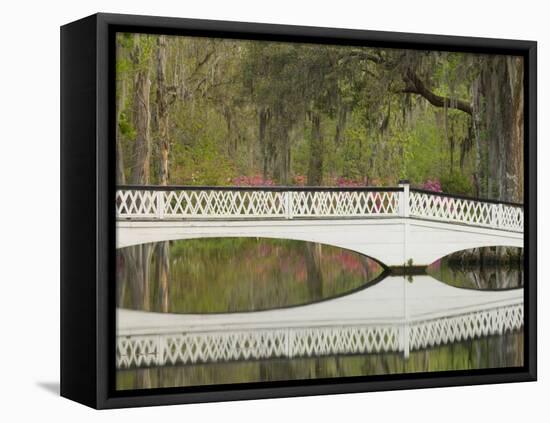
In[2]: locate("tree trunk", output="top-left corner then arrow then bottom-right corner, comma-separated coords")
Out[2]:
126,37 -> 154,313
473,56 -> 524,202
124,244 -> 153,311
224,107 -> 235,157
305,242 -> 323,298
156,35 -> 170,186
130,38 -> 152,185
507,57 -> 524,203
155,241 -> 170,312
307,112 -> 323,186
273,124 -> 291,184
116,77 -> 127,185
155,35 -> 171,312
472,77 -> 486,198
259,108 -> 270,180
334,103 -> 348,145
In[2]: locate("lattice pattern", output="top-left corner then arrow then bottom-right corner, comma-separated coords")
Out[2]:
116,189 -> 400,220
409,303 -> 524,350
409,191 -> 523,232
116,190 -> 159,218
499,204 -> 524,231
163,190 -> 287,218
288,326 -> 400,357
291,191 -> 399,217
116,325 -> 400,369
116,304 -> 523,368
116,188 -> 523,232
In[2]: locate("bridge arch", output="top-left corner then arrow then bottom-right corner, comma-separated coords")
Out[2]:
116,217 -> 523,267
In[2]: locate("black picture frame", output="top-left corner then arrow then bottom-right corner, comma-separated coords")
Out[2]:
60,12 -> 537,409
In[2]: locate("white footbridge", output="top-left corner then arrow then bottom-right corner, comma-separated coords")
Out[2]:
116,183 -> 523,266
117,275 -> 524,369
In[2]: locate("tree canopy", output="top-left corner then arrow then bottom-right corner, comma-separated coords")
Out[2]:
116,33 -> 524,202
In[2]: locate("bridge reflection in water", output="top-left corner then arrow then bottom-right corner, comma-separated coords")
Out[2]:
117,275 -> 523,370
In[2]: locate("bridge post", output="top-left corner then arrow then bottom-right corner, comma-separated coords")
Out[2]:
157,334 -> 165,366
156,191 -> 165,219
287,329 -> 294,358
398,180 -> 410,218
285,191 -> 294,219
403,324 -> 410,359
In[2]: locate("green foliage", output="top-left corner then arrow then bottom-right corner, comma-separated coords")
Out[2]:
291,136 -> 311,178
114,33 -> 518,198
171,134 -> 235,185
440,171 -> 474,195
117,111 -> 135,140
339,127 -> 365,180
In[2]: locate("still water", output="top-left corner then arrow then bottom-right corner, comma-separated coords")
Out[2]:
116,238 -> 385,313
116,239 -> 524,390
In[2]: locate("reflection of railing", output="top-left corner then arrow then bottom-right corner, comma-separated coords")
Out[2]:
116,303 -> 523,369
115,185 -> 523,233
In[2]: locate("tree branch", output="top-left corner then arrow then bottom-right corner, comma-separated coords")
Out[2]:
186,50 -> 215,82
402,69 -> 472,115
346,49 -> 384,64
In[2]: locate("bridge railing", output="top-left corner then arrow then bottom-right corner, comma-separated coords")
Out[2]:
408,189 -> 523,232
116,185 -> 523,232
116,186 -> 402,220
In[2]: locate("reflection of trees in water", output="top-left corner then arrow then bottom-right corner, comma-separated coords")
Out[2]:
155,241 -> 170,312
448,246 -> 523,266
116,239 -> 383,313
118,242 -> 170,312
117,245 -> 153,311
305,242 -> 323,298
428,246 -> 523,290
116,331 -> 523,390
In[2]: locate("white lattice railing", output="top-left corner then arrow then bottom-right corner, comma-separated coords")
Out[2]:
116,303 -> 523,369
409,190 -> 523,232
116,188 -> 401,220
115,186 -> 523,232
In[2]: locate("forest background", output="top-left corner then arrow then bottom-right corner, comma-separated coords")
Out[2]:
116,33 -> 524,203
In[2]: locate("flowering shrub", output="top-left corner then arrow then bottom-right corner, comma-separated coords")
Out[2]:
293,175 -> 306,186
429,259 -> 441,270
422,179 -> 442,192
335,176 -> 367,187
232,174 -> 274,186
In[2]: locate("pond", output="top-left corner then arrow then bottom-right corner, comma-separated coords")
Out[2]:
116,240 -> 524,390
116,238 -> 385,313
427,246 -> 524,290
